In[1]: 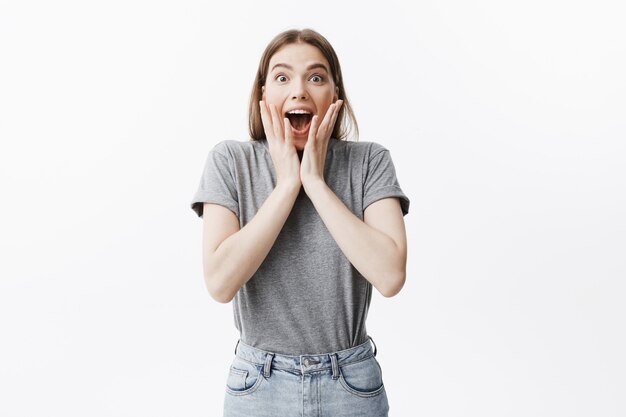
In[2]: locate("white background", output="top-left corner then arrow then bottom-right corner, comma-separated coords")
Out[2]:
1,0 -> 624,416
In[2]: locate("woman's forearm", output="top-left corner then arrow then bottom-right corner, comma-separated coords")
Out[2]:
303,179 -> 406,297
207,182 -> 300,303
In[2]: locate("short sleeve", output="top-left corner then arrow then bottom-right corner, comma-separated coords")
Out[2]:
363,144 -> 410,216
190,142 -> 239,218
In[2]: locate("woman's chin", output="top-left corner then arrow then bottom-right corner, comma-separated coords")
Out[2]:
293,137 -> 307,151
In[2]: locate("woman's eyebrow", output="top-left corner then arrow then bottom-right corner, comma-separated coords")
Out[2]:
271,63 -> 329,73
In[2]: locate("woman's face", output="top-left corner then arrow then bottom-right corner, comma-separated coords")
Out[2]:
262,42 -> 339,150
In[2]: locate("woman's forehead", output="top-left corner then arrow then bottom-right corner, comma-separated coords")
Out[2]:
269,43 -> 330,70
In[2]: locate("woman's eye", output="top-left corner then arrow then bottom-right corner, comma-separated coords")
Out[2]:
275,74 -> 323,83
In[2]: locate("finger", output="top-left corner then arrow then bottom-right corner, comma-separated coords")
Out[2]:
329,100 -> 343,135
259,100 -> 274,142
284,117 -> 294,147
332,99 -> 343,120
307,114 -> 319,145
318,101 -> 337,138
269,103 -> 284,141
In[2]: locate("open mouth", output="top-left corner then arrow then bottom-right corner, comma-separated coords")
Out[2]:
285,112 -> 313,135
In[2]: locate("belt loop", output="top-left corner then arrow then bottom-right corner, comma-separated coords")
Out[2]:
234,339 -> 240,355
263,352 -> 275,378
330,353 -> 340,380
369,336 -> 377,357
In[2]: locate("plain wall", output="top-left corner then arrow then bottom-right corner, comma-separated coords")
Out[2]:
1,0 -> 624,416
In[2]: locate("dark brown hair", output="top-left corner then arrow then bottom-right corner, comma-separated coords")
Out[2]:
248,28 -> 359,142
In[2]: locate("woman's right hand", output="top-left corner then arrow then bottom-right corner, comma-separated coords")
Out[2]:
259,100 -> 302,190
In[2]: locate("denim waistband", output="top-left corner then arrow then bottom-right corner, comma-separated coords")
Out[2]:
234,337 -> 378,374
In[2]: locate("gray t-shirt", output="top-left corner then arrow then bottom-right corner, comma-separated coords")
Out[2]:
190,137 -> 409,355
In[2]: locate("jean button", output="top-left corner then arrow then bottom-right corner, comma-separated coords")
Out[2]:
304,359 -> 310,366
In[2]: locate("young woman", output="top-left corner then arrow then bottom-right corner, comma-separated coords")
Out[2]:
191,28 -> 410,417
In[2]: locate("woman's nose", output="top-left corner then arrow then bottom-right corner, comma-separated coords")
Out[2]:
291,80 -> 309,99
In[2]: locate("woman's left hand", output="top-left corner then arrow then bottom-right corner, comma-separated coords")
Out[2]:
300,99 -> 343,187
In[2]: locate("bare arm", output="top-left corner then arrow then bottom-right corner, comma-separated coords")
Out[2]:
202,100 -> 304,303
202,182 -> 300,303
303,179 -> 408,297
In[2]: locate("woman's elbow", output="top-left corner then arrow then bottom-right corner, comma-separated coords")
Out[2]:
204,275 -> 235,304
379,271 -> 406,298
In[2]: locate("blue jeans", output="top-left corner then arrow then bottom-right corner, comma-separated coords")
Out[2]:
223,336 -> 389,417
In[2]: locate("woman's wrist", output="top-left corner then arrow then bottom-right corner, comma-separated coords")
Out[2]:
301,177 -> 326,194
275,179 -> 302,196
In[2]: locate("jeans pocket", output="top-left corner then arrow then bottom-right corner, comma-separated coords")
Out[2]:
338,356 -> 386,398
225,357 -> 265,396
